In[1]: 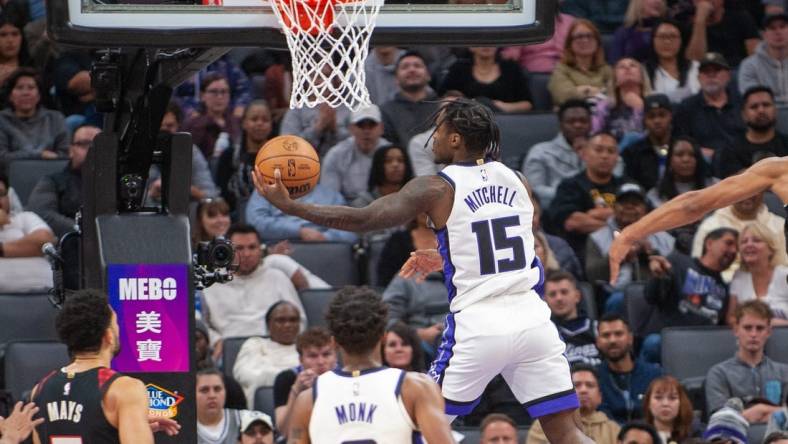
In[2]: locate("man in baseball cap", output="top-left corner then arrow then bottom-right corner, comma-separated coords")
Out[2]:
738,12 -> 788,106
622,93 -> 673,190
238,410 -> 274,444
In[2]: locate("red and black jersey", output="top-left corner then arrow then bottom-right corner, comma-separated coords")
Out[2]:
32,367 -> 122,444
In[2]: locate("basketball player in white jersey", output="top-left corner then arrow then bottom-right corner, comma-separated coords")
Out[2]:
253,98 -> 592,444
286,286 -> 453,443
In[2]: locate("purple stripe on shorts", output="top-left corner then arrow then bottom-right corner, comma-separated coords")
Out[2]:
445,397 -> 482,416
525,390 -> 579,418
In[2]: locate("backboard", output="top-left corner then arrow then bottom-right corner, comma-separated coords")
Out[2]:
51,0 -> 556,48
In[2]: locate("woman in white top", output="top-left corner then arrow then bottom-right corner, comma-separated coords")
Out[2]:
644,19 -> 700,104
728,223 -> 788,325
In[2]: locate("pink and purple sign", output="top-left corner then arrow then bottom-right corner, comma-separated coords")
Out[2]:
108,264 -> 190,373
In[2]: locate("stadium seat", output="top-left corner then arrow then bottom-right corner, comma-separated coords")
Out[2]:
4,341 -> 68,402
577,281 -> 598,320
253,386 -> 276,420
299,289 -> 336,327
527,72 -> 553,112
364,237 -> 389,287
222,336 -> 255,377
779,106 -> 788,134
748,422 -> 767,444
622,282 -> 660,338
0,294 -> 59,354
496,113 -> 558,170
766,327 -> 788,363
661,327 -> 735,389
8,159 -> 69,207
288,242 -> 360,287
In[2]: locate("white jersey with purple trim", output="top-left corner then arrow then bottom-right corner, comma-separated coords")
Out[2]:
308,367 -> 422,444
436,160 -> 541,313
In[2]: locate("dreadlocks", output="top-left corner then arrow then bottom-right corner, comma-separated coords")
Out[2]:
427,98 -> 501,161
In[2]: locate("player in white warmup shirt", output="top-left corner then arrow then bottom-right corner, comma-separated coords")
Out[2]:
286,286 -> 454,443
253,98 -> 592,444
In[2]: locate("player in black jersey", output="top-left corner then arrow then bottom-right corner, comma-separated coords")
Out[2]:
611,157 -> 788,282
31,289 -> 179,444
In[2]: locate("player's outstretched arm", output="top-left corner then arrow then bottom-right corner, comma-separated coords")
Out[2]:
113,377 -> 154,444
402,373 -> 456,444
287,390 -> 314,444
609,157 -> 781,283
252,169 -> 448,233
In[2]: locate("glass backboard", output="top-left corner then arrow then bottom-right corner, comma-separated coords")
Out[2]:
50,0 -> 555,48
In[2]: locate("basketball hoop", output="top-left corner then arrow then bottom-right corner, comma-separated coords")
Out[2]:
269,0 -> 382,111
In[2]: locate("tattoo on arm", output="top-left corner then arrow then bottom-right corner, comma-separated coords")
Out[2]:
289,176 -> 448,232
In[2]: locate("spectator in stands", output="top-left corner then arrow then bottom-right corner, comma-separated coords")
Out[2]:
765,431 -> 788,444
272,327 -> 336,433
738,13 -> 788,106
585,182 -> 675,292
532,199 -> 585,279
643,376 -> 703,443
202,224 -> 305,347
643,227 -> 737,363
549,131 -> 624,258
0,171 -> 54,292
561,0 -> 628,33
645,136 -> 714,208
690,190 -> 787,277
196,368 -> 277,444
380,51 -> 438,147
622,94 -> 674,191
279,99 -> 351,157
501,11 -> 574,73
183,72 -> 242,160
174,54 -> 252,119
673,53 -> 744,162
706,300 -> 788,422
535,231 -> 561,274
729,223 -> 788,326
381,322 -> 426,372
549,19 -> 613,105
194,320 -> 247,410
321,104 -> 389,202
544,271 -> 601,366
684,0 -> 760,67
383,269 -> 447,357
377,212 -> 435,287
238,410 -> 275,444
609,0 -> 667,63
702,397 -> 749,444
365,46 -> 403,105
616,422 -> 661,444
351,144 -> 413,208
233,301 -> 301,406
479,413 -> 519,444
592,58 -> 652,143
0,14 -> 30,89
596,314 -> 662,424
439,47 -> 532,113
645,19 -> 700,104
645,136 -> 713,255
523,99 -> 592,209
714,87 -> 788,179
0,68 -> 68,174
406,92 -> 461,177
52,49 -> 99,129
26,124 -> 99,237
148,101 -> 219,205
528,364 -> 620,444
216,100 -> 273,213
192,198 -> 232,247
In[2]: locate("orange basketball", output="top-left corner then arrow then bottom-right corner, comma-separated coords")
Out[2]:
255,135 -> 321,199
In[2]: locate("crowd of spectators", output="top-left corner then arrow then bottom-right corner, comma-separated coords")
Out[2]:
2,0 -> 788,442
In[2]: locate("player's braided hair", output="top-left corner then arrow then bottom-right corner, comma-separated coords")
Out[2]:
428,98 -> 501,161
325,286 -> 388,356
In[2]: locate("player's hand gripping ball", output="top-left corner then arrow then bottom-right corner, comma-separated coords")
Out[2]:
255,135 -> 321,199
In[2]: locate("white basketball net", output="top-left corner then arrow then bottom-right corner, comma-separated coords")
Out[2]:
269,0 -> 382,111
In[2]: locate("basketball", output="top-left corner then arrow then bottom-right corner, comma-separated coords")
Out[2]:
255,135 -> 321,199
